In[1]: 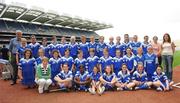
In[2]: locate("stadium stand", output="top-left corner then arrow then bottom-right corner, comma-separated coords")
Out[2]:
0,2 -> 113,45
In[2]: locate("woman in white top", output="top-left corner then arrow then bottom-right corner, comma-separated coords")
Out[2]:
161,33 -> 175,80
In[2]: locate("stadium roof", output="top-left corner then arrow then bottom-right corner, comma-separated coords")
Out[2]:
0,2 -> 113,31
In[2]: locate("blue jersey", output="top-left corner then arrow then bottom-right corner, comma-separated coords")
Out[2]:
117,71 -> 131,83
142,42 -> 151,54
47,43 -> 58,57
69,43 -> 79,59
96,42 -> 107,57
40,45 -> 50,58
121,42 -> 131,56
112,57 -> 123,75
88,42 -> 97,55
99,56 -> 113,73
116,44 -> 124,57
144,53 -> 158,75
56,70 -> 73,80
79,42 -> 89,58
19,58 -> 36,86
102,73 -> 116,82
132,71 -> 148,82
74,58 -> 87,72
17,45 -> 30,59
106,42 -> 116,57
130,42 -> 142,55
49,57 -> 61,82
61,56 -> 74,70
134,55 -> 145,68
56,43 -> 69,56
122,55 -> 136,71
35,56 -> 46,65
86,56 -> 99,73
152,72 -> 168,83
29,42 -> 40,58
89,72 -> 101,82
75,71 -> 90,82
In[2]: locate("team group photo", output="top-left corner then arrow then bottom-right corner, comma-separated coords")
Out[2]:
0,0 -> 180,103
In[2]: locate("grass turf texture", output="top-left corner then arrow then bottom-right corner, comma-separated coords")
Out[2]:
173,50 -> 180,68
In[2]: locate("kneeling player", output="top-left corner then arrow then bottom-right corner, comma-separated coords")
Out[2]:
116,64 -> 135,91
35,57 -> 52,94
74,65 -> 91,91
132,63 -> 152,90
54,63 -> 73,90
152,66 -> 174,91
100,66 -> 117,91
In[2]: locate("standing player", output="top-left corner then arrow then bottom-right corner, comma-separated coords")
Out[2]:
54,63 -> 73,90
129,35 -> 142,55
86,48 -> 99,73
16,38 -> 29,64
121,34 -> 131,56
152,66 -> 174,91
116,64 -> 135,90
142,35 -> 151,54
69,36 -> 79,59
48,35 -> 58,57
99,48 -> 113,74
132,63 -> 152,90
29,35 -> 40,58
100,66 -> 117,91
74,50 -> 87,73
134,47 -> 145,69
74,65 -> 91,91
57,36 -> 69,56
18,49 -> 36,88
88,36 -> 97,56
106,36 -> 116,57
79,35 -> 89,58
40,37 -> 50,58
49,50 -> 61,84
96,36 -> 107,57
61,49 -> 74,71
36,48 -> 46,65
122,48 -> 136,75
35,57 -> 52,94
113,49 -> 123,75
144,46 -> 158,81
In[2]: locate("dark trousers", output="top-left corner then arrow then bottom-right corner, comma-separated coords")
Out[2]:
162,55 -> 173,80
158,56 -> 162,65
11,54 -> 18,83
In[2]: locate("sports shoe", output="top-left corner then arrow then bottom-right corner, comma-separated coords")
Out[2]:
156,87 -> 163,91
98,86 -> 105,95
117,87 -> 123,91
88,88 -> 96,95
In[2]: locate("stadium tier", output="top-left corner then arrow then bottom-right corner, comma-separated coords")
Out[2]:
0,2 -> 113,45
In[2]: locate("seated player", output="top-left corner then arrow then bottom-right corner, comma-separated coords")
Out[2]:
35,57 -> 52,94
116,64 -> 135,91
54,63 -> 73,90
132,63 -> 152,90
74,65 -> 91,91
88,66 -> 103,95
152,66 -> 174,91
100,65 -> 117,91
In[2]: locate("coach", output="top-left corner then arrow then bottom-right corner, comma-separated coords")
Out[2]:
9,30 -> 22,85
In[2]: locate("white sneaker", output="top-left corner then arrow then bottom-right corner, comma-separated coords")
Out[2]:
156,87 -> 163,91
117,87 -> 123,91
98,86 -> 105,95
38,88 -> 44,94
88,88 -> 96,95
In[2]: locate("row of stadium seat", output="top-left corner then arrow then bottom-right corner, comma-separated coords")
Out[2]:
0,20 -> 99,46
